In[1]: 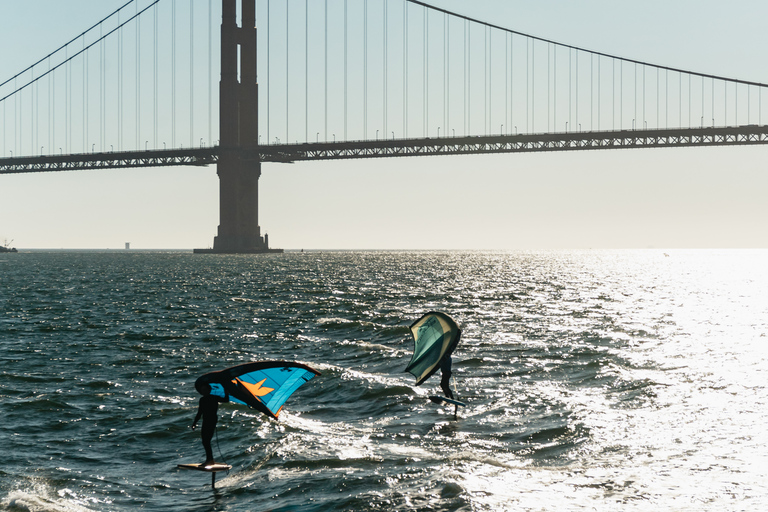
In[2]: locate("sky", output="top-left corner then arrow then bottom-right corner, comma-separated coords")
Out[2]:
1,0 -> 767,250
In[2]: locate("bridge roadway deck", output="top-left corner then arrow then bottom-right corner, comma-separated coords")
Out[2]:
2,125 -> 767,174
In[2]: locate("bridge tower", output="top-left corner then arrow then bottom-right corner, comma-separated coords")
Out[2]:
195,0 -> 281,254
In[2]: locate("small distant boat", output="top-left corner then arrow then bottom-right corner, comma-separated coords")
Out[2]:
0,240 -> 18,253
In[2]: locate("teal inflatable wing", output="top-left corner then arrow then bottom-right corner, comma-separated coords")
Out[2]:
195,361 -> 320,420
404,312 -> 461,386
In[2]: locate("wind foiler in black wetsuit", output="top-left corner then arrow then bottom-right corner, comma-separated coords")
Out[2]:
440,355 -> 454,400
192,390 -> 227,465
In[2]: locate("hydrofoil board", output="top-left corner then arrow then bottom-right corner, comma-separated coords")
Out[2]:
177,462 -> 232,472
429,395 -> 467,407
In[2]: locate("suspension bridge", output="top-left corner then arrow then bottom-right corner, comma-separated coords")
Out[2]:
1,0 -> 767,251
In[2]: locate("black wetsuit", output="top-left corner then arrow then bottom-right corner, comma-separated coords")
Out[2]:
440,355 -> 454,400
194,394 -> 226,462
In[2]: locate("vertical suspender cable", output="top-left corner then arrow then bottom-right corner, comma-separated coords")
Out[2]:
34,69 -> 38,154
19,69 -> 22,154
287,0 -> 290,143
325,0 -> 328,141
51,55 -> 56,154
565,48 -> 573,132
51,57 -> 54,153
69,48 -> 72,151
172,0 -> 176,147
642,65 -> 645,128
17,70 -> 21,154
612,59 -> 615,130
553,45 -> 558,132
443,12 -> 446,136
85,38 -> 88,152
590,54 -> 593,130
154,3 -> 158,148
100,24 -> 104,150
665,70 -> 670,128
15,77 -> 18,155
547,43 -> 557,132
364,0 -> 368,139
484,27 -> 487,134
491,28 -> 495,134
65,47 -> 69,152
32,66 -> 35,153
66,44 -> 70,151
14,78 -> 18,155
118,9 -> 122,150
267,0 -> 271,143
190,1 -> 194,147
531,39 -> 535,132
527,38 -> 531,133
305,0 -> 308,142
36,65 -> 39,152
679,72 -> 682,128
426,7 -> 429,136
621,60 -> 624,129
209,0 -> 212,145
344,0 -> 348,140
463,20 -> 466,135
67,47 -> 71,152
425,8 -> 428,136
383,0 -> 387,137
446,13 -> 450,136
81,37 -> 85,152
137,2 -> 141,150
656,67 -> 659,129
443,14 -> 450,137
12,78 -> 15,155
701,74 -> 705,127
574,50 -> 579,128
598,56 -> 601,131
547,42 -> 550,133
28,71 -> 32,154
403,2 -> 407,138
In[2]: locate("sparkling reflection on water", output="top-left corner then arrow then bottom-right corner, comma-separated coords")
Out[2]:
0,249 -> 766,511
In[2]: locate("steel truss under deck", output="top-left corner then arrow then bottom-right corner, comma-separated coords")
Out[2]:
0,148 -> 218,174
2,125 -> 768,174
259,125 -> 768,162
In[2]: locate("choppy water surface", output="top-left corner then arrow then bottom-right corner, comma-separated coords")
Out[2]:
1,250 -> 766,511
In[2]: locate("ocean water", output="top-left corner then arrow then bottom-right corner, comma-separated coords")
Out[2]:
1,249 -> 766,511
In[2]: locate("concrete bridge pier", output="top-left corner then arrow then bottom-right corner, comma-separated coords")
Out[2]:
209,153 -> 269,253
195,0 -> 281,254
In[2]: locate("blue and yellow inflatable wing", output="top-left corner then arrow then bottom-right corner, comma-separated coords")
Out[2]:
195,361 -> 320,420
